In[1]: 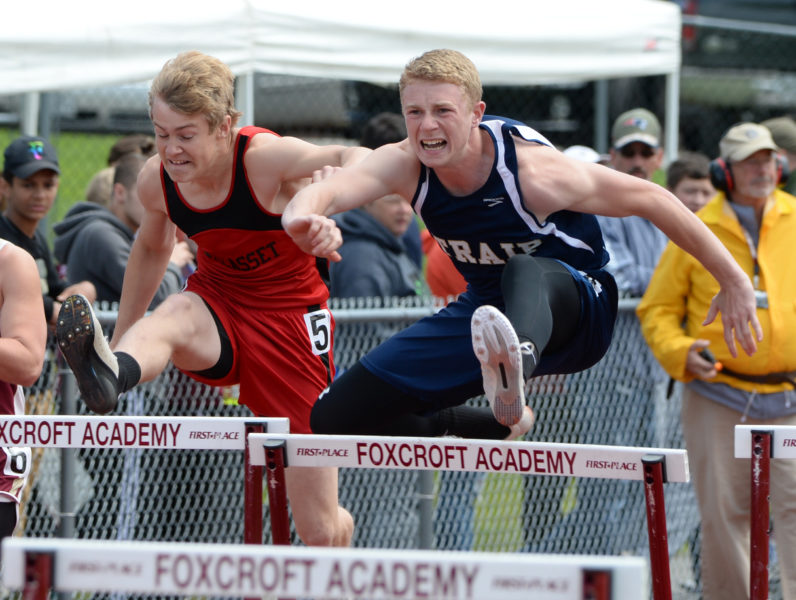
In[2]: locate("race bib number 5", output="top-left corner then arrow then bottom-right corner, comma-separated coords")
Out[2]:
303,308 -> 332,356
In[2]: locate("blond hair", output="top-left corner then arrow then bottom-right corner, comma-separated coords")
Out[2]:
149,50 -> 242,131
399,49 -> 482,108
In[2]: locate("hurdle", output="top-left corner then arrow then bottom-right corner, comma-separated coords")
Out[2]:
0,415 -> 289,545
250,433 -> 689,600
3,536 -> 648,599
734,424 -> 796,600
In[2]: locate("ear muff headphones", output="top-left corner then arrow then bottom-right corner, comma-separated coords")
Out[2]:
709,154 -> 790,193
709,157 -> 734,193
778,153 -> 790,187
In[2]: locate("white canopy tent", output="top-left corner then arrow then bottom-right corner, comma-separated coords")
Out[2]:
0,0 -> 681,153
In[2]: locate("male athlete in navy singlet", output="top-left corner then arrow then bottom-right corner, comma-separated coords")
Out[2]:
283,49 -> 761,442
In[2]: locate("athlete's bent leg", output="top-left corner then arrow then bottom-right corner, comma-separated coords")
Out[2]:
311,362 -> 513,439
469,256 -> 579,428
58,292 -> 226,414
0,502 -> 17,539
501,255 -> 580,377
286,466 -> 353,547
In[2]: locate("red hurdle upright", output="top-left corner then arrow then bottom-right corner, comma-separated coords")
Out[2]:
22,551 -> 52,600
243,422 -> 265,545
750,430 -> 772,600
642,455 -> 672,600
264,438 -> 291,545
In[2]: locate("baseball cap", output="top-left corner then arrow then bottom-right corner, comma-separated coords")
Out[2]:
3,135 -> 61,179
719,123 -> 778,162
563,145 -> 601,163
612,108 -> 661,149
762,116 -> 796,154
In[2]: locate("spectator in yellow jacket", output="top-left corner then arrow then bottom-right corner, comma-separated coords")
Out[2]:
637,122 -> 796,600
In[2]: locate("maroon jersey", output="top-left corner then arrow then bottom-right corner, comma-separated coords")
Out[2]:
0,380 -> 30,503
0,240 -> 31,502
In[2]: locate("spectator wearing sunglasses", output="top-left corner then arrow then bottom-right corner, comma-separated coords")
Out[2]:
597,108 -> 668,297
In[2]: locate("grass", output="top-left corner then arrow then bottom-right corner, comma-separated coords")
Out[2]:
0,127 -> 130,238
473,473 -> 525,551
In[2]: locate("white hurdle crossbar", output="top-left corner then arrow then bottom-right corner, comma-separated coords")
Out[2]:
0,415 -> 288,449
248,433 -> 689,480
3,537 -> 648,600
250,433 -> 689,600
734,424 -> 796,600
0,415 -> 289,545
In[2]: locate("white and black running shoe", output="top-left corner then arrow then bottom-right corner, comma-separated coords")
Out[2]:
471,305 -> 527,427
56,294 -> 119,414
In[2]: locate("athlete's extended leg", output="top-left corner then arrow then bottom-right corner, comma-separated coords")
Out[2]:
115,293 -> 226,379
311,362 -> 531,439
286,466 -> 353,547
57,292 -> 223,413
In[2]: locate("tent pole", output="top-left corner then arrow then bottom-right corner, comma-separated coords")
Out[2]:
236,71 -> 255,128
21,92 -> 40,136
663,72 -> 680,165
593,79 -> 609,155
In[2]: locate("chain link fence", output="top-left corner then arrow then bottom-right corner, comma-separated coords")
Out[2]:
7,297 -> 780,599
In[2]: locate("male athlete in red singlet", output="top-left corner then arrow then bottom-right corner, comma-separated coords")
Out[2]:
55,51 -> 368,548
0,239 -> 46,543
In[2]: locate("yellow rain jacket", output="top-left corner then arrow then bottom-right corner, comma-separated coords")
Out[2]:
637,189 -> 796,394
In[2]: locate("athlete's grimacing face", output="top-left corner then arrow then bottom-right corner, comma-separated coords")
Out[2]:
151,96 -> 228,183
401,81 -> 484,168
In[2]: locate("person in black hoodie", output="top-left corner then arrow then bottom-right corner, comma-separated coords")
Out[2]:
54,152 -> 194,308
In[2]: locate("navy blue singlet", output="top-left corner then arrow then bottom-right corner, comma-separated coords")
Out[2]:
360,117 -> 617,409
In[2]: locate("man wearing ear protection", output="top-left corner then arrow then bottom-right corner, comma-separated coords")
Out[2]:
638,122 -> 796,600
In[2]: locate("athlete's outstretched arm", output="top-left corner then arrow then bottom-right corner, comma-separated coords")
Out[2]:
246,134 -> 371,185
283,143 -> 418,262
111,158 -> 178,346
518,145 -> 761,358
0,244 -> 46,386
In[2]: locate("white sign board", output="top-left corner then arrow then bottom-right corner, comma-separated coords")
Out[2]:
249,434 -> 689,482
735,425 -> 796,459
0,416 -> 288,449
3,538 -> 648,600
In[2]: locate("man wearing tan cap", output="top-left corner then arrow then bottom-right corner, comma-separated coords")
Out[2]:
598,108 -> 668,297
638,123 -> 796,599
